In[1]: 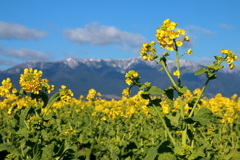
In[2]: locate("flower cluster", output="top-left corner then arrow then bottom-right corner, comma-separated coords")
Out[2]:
59,85 -> 74,102
140,41 -> 157,61
19,68 -> 54,94
221,49 -> 238,70
125,70 -> 139,85
156,19 -> 189,51
140,19 -> 191,61
0,78 -> 17,98
86,88 -> 101,101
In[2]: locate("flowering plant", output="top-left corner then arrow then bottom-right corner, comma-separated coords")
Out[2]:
125,19 -> 238,159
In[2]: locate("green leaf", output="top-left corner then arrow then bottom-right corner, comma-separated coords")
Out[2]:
143,140 -> 161,160
194,67 -> 207,76
163,87 -> 174,108
166,112 -> 181,128
158,153 -> 176,160
179,86 -> 188,95
47,92 -> 61,109
16,128 -> 29,138
143,86 -> 165,95
43,112 -> 56,121
33,143 -> 42,160
184,107 -> 221,126
174,141 -> 184,156
41,92 -> 49,108
0,143 -> 8,152
19,106 -> 33,128
206,72 -> 217,80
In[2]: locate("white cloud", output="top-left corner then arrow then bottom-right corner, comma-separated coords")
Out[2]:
63,22 -> 146,47
190,57 -> 214,66
185,25 -> 215,38
0,21 -> 47,40
219,23 -> 234,30
0,58 -> 18,66
0,46 -> 49,60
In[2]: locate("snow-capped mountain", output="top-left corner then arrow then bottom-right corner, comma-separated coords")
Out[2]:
4,56 -> 205,74
1,57 -> 239,99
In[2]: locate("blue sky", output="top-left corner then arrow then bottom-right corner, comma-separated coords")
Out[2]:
0,0 -> 240,71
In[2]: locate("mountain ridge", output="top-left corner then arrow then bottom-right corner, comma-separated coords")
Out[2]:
1,57 -> 239,99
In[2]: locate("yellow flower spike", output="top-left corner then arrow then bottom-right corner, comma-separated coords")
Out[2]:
173,70 -> 180,76
184,36 -> 190,41
229,63 -> 235,70
187,49 -> 193,55
176,40 -> 183,47
163,52 -> 170,56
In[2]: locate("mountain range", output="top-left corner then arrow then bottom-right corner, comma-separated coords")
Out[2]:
0,57 -> 239,99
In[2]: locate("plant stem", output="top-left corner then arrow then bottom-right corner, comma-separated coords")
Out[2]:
160,60 -> 178,88
151,102 -> 176,146
188,78 -> 210,118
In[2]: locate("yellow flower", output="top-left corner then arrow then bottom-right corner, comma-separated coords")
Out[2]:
173,70 -> 180,76
125,78 -> 133,85
187,49 -> 193,55
226,56 -> 234,64
163,52 -> 170,56
100,116 -> 107,121
193,88 -> 201,96
133,71 -> 139,78
184,36 -> 190,41
150,41 -> 156,45
229,63 -> 235,70
163,19 -> 171,25
221,49 -> 229,54
233,55 -> 238,61
177,29 -> 186,35
142,54 -> 148,61
176,40 -> 183,47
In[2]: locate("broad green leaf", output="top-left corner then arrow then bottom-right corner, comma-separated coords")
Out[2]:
158,153 -> 176,160
179,86 -> 188,94
174,141 -> 184,156
143,140 -> 161,160
41,92 -> 49,108
43,112 -> 56,121
163,87 -> 174,108
47,92 -> 61,109
143,86 -> 165,95
194,67 -> 207,76
19,106 -> 33,128
184,107 -> 221,126
206,72 -> 217,80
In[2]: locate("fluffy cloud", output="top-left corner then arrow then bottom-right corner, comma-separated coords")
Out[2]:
0,21 -> 47,40
185,25 -> 215,38
219,23 -> 234,30
63,22 -> 146,47
0,58 -> 18,66
0,46 -> 49,60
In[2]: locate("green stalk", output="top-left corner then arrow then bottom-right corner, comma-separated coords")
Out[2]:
160,60 -> 178,88
174,43 -> 188,146
188,78 -> 210,118
152,102 -> 176,146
